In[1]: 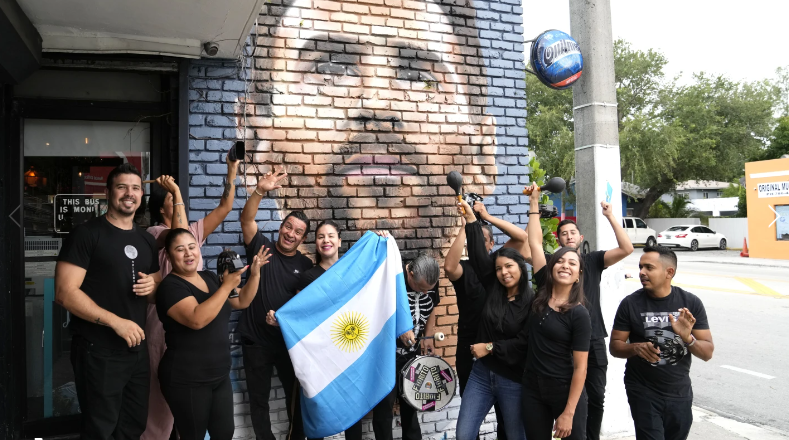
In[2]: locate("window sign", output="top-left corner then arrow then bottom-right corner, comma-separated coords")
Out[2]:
54,195 -> 107,233
757,181 -> 789,198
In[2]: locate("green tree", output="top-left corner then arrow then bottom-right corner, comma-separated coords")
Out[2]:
526,40 -> 779,218
758,115 -> 789,160
647,194 -> 696,218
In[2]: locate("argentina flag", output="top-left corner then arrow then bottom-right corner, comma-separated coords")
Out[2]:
276,231 -> 412,438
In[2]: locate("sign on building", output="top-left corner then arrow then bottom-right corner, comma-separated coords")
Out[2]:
54,194 -> 105,233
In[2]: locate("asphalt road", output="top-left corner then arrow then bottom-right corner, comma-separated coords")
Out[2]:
599,249 -> 789,438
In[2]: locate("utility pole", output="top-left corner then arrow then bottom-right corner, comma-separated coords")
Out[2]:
569,0 -> 621,252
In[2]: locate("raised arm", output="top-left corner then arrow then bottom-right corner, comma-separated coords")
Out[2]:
526,183 -> 547,272
153,175 -> 188,249
459,199 -> 495,283
241,166 -> 287,246
228,245 -> 271,310
167,267 -> 248,330
203,150 -> 241,238
444,216 -> 467,282
601,201 -> 634,267
472,200 -> 532,264
55,261 -> 145,348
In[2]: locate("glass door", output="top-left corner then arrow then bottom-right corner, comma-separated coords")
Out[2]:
22,119 -> 151,421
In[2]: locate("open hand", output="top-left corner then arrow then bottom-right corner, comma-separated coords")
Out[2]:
669,308 -> 696,343
133,272 -> 156,296
256,165 -> 287,194
250,246 -> 271,272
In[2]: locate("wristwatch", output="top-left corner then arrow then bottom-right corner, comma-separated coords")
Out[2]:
684,334 -> 696,347
485,342 -> 494,352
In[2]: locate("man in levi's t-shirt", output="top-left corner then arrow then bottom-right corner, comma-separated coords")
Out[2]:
141,150 -> 239,440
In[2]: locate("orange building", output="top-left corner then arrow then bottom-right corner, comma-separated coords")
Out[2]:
745,157 -> 789,259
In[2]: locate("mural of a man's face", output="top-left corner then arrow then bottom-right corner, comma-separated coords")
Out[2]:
245,0 -> 498,254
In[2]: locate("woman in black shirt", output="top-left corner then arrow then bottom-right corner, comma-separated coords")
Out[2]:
455,200 -> 532,440
157,228 -> 270,440
523,184 -> 591,439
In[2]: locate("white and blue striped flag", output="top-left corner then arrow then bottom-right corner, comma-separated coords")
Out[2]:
276,231 -> 412,438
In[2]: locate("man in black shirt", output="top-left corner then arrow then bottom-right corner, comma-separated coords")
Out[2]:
553,201 -> 634,440
56,163 -> 161,439
610,246 -> 714,440
373,251 -> 441,440
239,166 -> 314,440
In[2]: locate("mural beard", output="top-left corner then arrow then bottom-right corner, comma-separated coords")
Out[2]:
235,0 -> 501,258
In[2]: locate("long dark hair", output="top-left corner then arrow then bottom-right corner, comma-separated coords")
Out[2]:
314,220 -> 340,266
483,247 -> 533,332
532,247 -> 585,314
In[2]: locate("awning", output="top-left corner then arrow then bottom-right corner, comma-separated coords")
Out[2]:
18,0 -> 264,59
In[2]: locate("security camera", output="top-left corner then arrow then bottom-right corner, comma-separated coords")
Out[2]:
203,42 -> 219,57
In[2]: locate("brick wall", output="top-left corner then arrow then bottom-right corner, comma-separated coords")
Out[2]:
187,0 -> 528,437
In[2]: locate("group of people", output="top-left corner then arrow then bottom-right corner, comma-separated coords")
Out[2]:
54,148 -> 714,440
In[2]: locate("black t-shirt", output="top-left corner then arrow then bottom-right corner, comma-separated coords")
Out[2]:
157,271 -> 231,384
296,265 -> 326,292
57,216 -> 159,350
477,292 -> 532,383
546,249 -> 607,341
613,286 -> 710,398
526,266 -> 592,380
237,232 -> 314,347
450,260 -> 486,341
396,261 -> 440,360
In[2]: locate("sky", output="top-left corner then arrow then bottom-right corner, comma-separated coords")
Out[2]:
522,0 -> 789,85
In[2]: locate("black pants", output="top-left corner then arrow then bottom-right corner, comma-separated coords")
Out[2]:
372,356 -> 421,440
242,337 -> 304,440
456,337 -> 508,440
522,373 -> 588,440
160,375 -> 234,440
626,386 -> 693,440
585,338 -> 608,440
71,335 -> 150,440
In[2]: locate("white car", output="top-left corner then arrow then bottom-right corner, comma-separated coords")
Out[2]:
657,225 -> 727,251
621,217 -> 658,247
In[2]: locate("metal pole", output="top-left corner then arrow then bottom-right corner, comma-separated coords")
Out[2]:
569,0 -> 622,252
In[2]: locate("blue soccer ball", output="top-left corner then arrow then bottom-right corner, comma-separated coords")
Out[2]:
530,30 -> 584,90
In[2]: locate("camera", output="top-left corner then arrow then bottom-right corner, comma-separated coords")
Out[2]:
217,249 -> 245,298
538,204 -> 558,219
463,193 -> 488,224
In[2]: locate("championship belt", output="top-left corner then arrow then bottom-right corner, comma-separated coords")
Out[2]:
399,355 -> 457,411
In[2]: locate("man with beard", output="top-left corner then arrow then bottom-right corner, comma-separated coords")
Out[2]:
238,166 -> 315,440
56,163 -> 161,439
610,246 -> 714,440
552,202 -> 634,440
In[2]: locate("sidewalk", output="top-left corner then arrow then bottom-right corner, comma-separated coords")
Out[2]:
603,407 -> 789,440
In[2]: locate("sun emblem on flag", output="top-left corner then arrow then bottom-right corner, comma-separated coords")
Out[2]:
331,311 -> 370,352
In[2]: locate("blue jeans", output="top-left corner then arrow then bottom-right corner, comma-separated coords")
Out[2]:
456,361 -> 526,440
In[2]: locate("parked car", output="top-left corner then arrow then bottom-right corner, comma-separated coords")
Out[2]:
657,225 -> 727,251
622,217 -> 657,247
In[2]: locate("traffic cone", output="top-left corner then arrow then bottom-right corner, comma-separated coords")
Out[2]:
740,238 -> 749,257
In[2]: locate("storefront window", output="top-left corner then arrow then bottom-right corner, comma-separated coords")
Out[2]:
776,205 -> 789,241
22,119 -> 150,420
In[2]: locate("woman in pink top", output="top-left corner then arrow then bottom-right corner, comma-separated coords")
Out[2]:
143,150 -> 240,440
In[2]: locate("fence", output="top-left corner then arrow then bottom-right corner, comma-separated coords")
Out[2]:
709,218 -> 749,249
